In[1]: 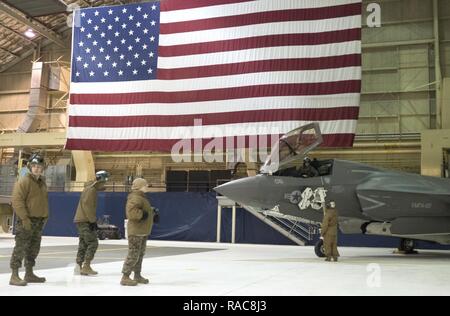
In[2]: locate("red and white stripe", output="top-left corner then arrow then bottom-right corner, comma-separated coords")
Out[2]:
67,0 -> 362,152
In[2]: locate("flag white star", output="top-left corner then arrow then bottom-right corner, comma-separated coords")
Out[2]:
121,39 -> 126,44
108,9 -> 113,15
141,60 -> 147,65
151,20 -> 156,26
115,16 -> 120,22
99,47 -> 105,53
122,8 -> 127,14
108,25 -> 113,30
122,23 -> 127,29
100,33 -> 106,38
134,53 -> 139,59
94,11 -> 99,16
115,32 -> 120,37
150,36 -> 155,42
136,22 -> 141,28
149,52 -> 154,58
91,55 -> 97,61
85,48 -> 91,53
89,71 -> 95,77
113,47 -> 119,52
143,14 -> 148,19
133,69 -> 138,75
81,12 -> 86,17
129,30 -> 134,36
105,55 -> 111,61
135,37 -> 140,43
86,33 -> 92,39
80,27 -> 85,32
93,40 -> 98,46
78,41 -> 84,47
76,72 -> 80,77
87,19 -> 92,24
101,18 -> 106,23
83,63 -> 89,68
126,61 -> 132,67
76,56 -> 82,62
143,29 -> 149,34
128,45 -> 133,51
118,70 -> 123,76
94,25 -> 99,31
104,71 -> 109,77
148,68 -> 153,74
142,44 -> 148,50
112,62 -> 117,68
97,62 -> 103,68
137,6 -> 142,12
120,54 -> 125,60
107,40 -> 112,45
151,5 -> 157,10
129,15 -> 134,21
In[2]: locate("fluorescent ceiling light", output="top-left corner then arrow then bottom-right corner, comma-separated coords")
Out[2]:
24,29 -> 36,39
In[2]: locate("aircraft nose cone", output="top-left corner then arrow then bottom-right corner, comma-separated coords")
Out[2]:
214,177 -> 262,206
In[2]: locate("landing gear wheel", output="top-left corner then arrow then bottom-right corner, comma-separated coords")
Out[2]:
315,239 -> 326,258
399,239 -> 417,254
98,231 -> 106,241
1,215 -> 11,233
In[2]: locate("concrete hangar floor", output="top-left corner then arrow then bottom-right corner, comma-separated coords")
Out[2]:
0,236 -> 449,296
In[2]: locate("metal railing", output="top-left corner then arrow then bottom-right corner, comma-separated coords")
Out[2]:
265,215 -> 319,242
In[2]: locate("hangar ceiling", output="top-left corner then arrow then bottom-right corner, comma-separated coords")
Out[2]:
0,0 -> 145,73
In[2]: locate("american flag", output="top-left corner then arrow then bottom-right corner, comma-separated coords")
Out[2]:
67,0 -> 362,152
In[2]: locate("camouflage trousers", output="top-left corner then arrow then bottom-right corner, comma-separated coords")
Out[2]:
122,236 -> 148,275
76,223 -> 99,265
10,217 -> 46,270
324,234 -> 340,259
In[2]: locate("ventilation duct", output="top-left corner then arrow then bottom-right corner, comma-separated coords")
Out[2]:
17,61 -> 48,133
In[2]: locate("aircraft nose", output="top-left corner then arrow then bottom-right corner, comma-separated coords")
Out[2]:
214,177 -> 262,206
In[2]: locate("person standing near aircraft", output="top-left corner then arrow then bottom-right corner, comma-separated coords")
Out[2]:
9,154 -> 48,286
121,178 -> 155,286
74,171 -> 110,276
321,201 -> 340,262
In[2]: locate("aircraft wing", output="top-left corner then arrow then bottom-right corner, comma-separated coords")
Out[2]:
355,172 -> 450,222
390,217 -> 450,235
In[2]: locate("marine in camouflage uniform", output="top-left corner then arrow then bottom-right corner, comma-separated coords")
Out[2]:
321,201 -> 340,262
121,178 -> 155,286
9,154 -> 48,286
74,172 -> 109,276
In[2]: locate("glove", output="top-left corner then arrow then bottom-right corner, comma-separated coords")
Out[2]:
89,222 -> 99,231
22,217 -> 32,231
153,209 -> 160,224
141,211 -> 149,221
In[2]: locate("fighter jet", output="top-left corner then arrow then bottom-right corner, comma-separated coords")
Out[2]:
215,123 -> 450,257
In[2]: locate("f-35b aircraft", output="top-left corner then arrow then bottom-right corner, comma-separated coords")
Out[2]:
215,123 -> 450,257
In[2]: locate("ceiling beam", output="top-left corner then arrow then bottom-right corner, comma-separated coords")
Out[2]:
0,1 -> 66,48
0,22 -> 37,46
0,26 -> 70,73
0,46 -> 18,58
